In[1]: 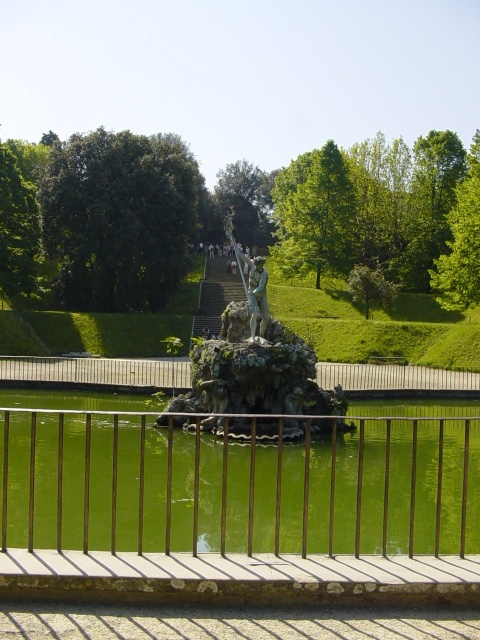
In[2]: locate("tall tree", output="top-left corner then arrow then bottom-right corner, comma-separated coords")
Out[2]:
430,134 -> 480,310
346,133 -> 414,270
39,127 -> 200,312
271,140 -> 356,288
40,131 -> 60,147
0,144 -> 40,297
467,129 -> 480,178
5,139 -> 50,186
214,159 -> 271,247
389,130 -> 467,292
430,174 -> 480,310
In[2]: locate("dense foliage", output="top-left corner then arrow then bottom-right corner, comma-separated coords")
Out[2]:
213,159 -> 276,248
270,141 -> 356,288
39,128 -> 202,312
271,130 -> 470,297
0,124 -> 478,312
430,172 -> 480,310
0,144 -> 40,297
348,264 -> 399,319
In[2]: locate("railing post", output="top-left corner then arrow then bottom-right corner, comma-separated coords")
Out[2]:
247,417 -> 257,557
2,411 -> 9,552
274,417 -> 284,557
137,415 -> 146,556
83,414 -> 92,555
111,414 -> 119,554
28,412 -> 37,553
408,419 -> 418,559
192,417 -> 201,557
434,419 -> 444,557
460,419 -> 470,558
220,417 -> 229,557
382,419 -> 391,557
56,413 -> 64,553
301,419 -> 311,559
328,419 -> 337,558
165,416 -> 174,555
354,419 -> 365,558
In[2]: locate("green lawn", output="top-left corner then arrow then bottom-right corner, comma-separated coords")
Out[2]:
2,255 -> 480,370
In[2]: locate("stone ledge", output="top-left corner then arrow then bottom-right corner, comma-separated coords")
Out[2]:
0,551 -> 479,606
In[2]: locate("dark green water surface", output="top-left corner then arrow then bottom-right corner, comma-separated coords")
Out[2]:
1,389 -> 479,555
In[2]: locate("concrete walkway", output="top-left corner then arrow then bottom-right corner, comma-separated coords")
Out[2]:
2,356 -> 480,394
0,551 -> 479,601
0,550 -> 480,638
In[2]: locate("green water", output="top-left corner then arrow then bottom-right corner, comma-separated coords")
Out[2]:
1,389 -> 479,555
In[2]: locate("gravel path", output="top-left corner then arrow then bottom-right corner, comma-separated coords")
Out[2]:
0,602 -> 479,639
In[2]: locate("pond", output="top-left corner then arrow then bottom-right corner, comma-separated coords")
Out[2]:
1,388 -> 479,555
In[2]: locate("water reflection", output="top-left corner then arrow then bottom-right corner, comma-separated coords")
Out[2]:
0,390 -> 479,556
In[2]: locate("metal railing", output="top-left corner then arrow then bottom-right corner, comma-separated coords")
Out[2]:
0,356 -> 192,389
1,409 -> 479,558
1,356 -> 480,391
317,362 -> 480,391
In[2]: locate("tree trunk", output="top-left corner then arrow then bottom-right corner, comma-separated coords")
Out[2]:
316,265 -> 321,290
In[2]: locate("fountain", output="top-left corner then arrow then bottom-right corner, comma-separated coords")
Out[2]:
156,210 -> 354,440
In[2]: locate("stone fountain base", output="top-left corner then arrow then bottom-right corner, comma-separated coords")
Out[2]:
156,302 -> 355,440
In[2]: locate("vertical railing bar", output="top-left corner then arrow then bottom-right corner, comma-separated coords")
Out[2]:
192,417 -> 201,557
2,411 -> 10,552
434,419 -> 444,558
83,413 -> 92,555
247,417 -> 257,558
328,419 -> 337,558
301,419 -> 311,559
460,419 -> 470,558
382,419 -> 392,557
220,417 -> 229,557
355,419 -> 365,558
137,415 -> 146,556
165,415 -> 174,556
274,416 -> 284,557
56,413 -> 64,553
408,419 -> 418,559
28,412 -> 37,553
111,414 -> 119,555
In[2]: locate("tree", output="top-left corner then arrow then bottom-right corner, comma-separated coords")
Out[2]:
39,127 -> 200,312
40,131 -> 60,147
0,144 -> 40,297
346,133 -> 414,270
271,141 -> 356,288
4,139 -> 50,186
347,264 -> 398,319
213,159 -> 272,247
389,130 -> 467,292
467,129 -> 480,179
430,172 -> 480,311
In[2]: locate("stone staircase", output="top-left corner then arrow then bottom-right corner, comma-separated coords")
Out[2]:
191,256 -> 247,339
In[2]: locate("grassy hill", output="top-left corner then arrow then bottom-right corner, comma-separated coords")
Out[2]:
2,255 -> 480,371
267,266 -> 480,371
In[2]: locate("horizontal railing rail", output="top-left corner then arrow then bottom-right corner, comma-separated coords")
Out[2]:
0,409 -> 479,558
317,362 -> 480,391
0,356 -> 480,391
0,356 -> 192,389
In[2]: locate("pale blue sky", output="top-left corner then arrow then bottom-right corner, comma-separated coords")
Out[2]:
1,0 -> 479,189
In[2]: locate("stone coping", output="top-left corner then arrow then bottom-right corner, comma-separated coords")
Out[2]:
0,550 -> 479,606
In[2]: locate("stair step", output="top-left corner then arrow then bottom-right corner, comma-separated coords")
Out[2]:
192,317 -> 223,338
191,256 -> 249,341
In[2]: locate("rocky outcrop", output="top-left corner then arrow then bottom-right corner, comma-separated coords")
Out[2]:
157,301 -> 355,440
